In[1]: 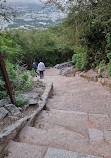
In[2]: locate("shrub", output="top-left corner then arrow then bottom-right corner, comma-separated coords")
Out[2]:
96,60 -> 106,72
16,97 -> 28,107
107,62 -> 111,76
107,52 -> 111,61
0,62 -> 33,99
72,53 -> 88,71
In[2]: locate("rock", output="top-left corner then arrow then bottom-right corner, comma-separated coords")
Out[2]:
98,66 -> 107,78
60,67 -> 75,77
4,104 -> 21,117
54,64 -> 60,69
54,62 -> 71,69
80,70 -> 98,82
0,99 -> 11,108
18,107 -> 22,111
28,98 -> 38,106
0,107 -> 8,120
23,104 -> 29,111
8,116 -> 18,121
18,92 -> 39,100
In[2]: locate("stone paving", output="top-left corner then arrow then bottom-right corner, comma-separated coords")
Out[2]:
7,68 -> 111,158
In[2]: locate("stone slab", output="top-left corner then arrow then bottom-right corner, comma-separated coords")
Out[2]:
7,141 -> 47,158
44,148 -> 102,158
88,113 -> 111,130
89,129 -> 103,142
0,107 -> 8,120
19,92 -> 39,99
0,99 -> 10,108
28,98 -> 38,106
4,104 -> 21,117
35,109 -> 89,139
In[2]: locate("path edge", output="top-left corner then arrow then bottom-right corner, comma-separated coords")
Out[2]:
0,82 -> 53,157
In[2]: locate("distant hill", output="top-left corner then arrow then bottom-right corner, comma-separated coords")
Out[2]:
4,1 -> 66,30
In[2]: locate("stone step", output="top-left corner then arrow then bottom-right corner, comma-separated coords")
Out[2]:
47,94 -> 111,115
35,110 -> 89,139
35,109 -> 111,131
20,126 -> 110,157
7,141 -> 102,158
7,141 -> 47,158
44,148 -> 102,158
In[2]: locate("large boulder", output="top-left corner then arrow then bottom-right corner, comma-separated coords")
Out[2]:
98,66 -> 107,78
4,104 -> 21,117
0,107 -> 8,120
54,62 -> 71,69
60,66 -> 75,77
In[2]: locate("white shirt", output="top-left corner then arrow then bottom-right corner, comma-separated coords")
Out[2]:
38,62 -> 45,71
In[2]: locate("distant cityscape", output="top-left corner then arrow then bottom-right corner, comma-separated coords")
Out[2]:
2,1 -> 66,30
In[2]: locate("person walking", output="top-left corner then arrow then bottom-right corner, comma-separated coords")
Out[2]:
32,62 -> 39,77
38,61 -> 45,79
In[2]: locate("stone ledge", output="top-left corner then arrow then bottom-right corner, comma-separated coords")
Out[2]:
0,116 -> 30,158
80,72 -> 98,82
0,82 -> 53,157
27,82 -> 53,127
98,78 -> 111,89
80,71 -> 111,90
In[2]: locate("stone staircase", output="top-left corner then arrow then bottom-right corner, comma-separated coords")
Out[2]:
6,69 -> 111,158
7,109 -> 110,158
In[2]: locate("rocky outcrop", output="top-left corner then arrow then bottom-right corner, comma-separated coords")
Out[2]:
0,99 -> 21,120
54,62 -> 71,69
60,66 -> 75,77
0,99 -> 11,108
79,69 -> 111,90
4,104 -> 21,117
0,107 -> 8,120
98,78 -> 111,89
80,70 -> 98,82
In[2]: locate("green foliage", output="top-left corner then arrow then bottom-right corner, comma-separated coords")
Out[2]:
72,47 -> 88,71
107,62 -> 111,76
0,36 -> 21,62
53,0 -> 111,70
107,53 -> 111,61
96,60 -> 106,72
97,73 -> 102,78
16,97 -> 28,107
72,53 -> 88,71
3,29 -> 73,68
30,70 -> 36,77
0,61 -> 33,99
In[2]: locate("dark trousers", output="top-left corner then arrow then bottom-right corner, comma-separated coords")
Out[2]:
39,71 -> 44,79
33,69 -> 39,76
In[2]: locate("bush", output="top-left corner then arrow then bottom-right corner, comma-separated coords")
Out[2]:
107,53 -> 111,61
16,97 -> 28,107
0,62 -> 33,99
72,52 -> 88,71
96,60 -> 106,72
107,62 -> 111,76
